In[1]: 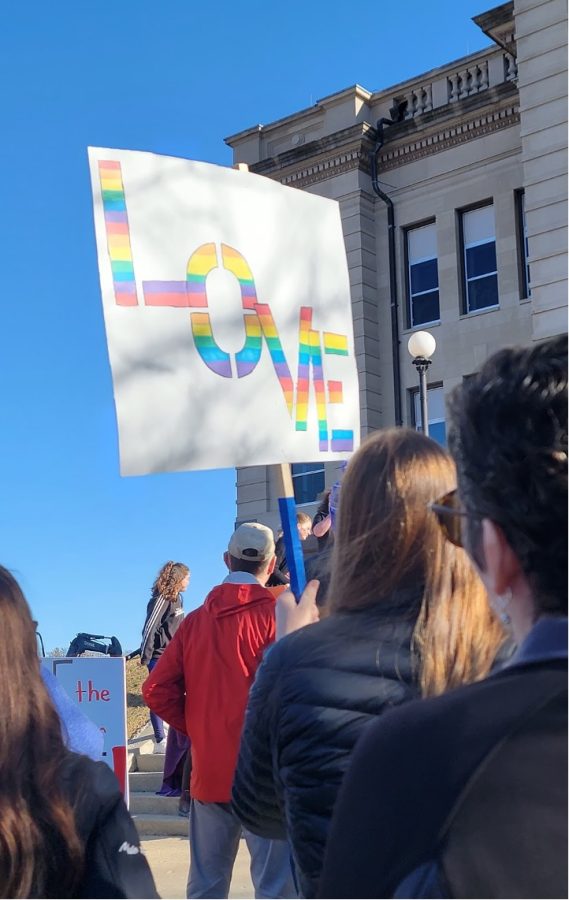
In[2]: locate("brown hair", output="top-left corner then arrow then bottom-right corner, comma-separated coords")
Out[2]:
152,561 -> 190,603
0,566 -> 84,897
228,554 -> 270,576
297,513 -> 312,526
327,428 -> 505,697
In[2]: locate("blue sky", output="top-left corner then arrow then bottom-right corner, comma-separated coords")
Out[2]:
0,1 -> 491,654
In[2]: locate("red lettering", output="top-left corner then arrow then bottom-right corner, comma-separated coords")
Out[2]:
74,679 -> 110,703
87,680 -> 100,702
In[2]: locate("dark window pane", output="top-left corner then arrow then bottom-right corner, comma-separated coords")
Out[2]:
410,258 -> 438,294
292,469 -> 324,504
465,241 -> 497,278
467,274 -> 499,311
411,290 -> 440,326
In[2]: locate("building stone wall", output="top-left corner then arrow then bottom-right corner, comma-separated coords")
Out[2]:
514,0 -> 568,340
226,2 -> 567,532
382,115 -> 532,408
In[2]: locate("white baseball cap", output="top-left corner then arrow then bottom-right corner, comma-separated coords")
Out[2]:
228,522 -> 275,561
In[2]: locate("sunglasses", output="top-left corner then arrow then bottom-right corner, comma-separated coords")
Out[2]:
430,489 -> 469,547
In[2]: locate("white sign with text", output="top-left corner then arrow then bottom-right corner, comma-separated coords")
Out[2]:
89,147 -> 360,475
49,656 -> 128,802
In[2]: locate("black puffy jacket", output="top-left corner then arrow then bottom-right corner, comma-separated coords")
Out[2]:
232,598 -> 420,898
63,752 -> 158,898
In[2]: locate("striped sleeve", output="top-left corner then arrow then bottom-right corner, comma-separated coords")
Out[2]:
140,595 -> 168,665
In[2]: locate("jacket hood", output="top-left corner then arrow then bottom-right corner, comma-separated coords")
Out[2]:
204,582 -> 275,619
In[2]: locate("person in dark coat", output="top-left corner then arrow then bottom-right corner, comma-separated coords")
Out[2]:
311,490 -> 332,551
267,513 -> 312,588
0,564 -> 158,899
232,428 -> 507,898
320,335 -> 568,899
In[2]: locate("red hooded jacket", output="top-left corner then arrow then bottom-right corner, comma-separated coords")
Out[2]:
142,580 -> 276,803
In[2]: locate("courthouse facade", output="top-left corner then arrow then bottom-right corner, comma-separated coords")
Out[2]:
226,0 -> 568,532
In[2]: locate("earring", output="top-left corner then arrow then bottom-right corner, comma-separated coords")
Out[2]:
492,587 -> 513,626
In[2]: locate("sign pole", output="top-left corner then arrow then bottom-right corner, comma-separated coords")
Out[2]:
275,463 -> 307,600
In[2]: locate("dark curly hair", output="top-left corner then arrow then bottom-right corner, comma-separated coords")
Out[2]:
447,334 -> 568,616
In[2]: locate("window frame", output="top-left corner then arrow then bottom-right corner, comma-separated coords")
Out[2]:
515,189 -> 531,300
404,218 -> 441,329
458,200 -> 499,315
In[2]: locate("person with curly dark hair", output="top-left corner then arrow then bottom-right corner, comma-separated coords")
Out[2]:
320,334 -> 568,899
140,561 -> 190,753
0,565 -> 158,899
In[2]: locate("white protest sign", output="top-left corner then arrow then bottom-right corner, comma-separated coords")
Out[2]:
88,147 -> 360,475
49,657 -> 128,802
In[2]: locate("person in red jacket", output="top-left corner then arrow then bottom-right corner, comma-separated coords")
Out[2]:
143,522 -> 296,900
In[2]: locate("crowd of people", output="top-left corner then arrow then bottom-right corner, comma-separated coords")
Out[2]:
1,335 -> 566,899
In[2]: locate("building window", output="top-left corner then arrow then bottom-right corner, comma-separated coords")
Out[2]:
291,463 -> 325,505
516,190 -> 531,298
406,222 -> 440,327
461,204 -> 499,313
411,384 -> 446,446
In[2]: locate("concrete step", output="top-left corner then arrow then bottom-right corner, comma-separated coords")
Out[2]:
137,753 -> 167,773
130,792 -> 180,816
129,771 -> 163,792
133,812 -> 189,837
128,724 -> 157,772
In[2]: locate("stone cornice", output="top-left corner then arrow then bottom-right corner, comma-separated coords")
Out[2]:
252,122 -> 375,177
225,85 -> 371,146
473,2 -> 516,57
378,104 -> 520,173
250,84 -> 520,189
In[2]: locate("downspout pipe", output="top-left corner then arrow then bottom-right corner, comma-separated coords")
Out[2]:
370,118 -> 403,427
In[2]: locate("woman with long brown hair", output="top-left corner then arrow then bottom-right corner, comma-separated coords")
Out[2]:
232,428 -> 507,898
0,564 -> 157,899
140,560 -> 190,753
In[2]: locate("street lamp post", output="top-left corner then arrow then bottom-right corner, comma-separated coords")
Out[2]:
407,331 -> 436,437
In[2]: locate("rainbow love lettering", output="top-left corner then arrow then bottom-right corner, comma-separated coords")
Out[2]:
97,159 -> 354,455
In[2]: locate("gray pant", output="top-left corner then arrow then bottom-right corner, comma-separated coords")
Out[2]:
187,800 -> 296,899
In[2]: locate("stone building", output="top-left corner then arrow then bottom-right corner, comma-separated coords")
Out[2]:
226,0 -> 567,533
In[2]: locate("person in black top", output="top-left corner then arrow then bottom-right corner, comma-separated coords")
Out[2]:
232,428 -> 507,898
140,560 -> 190,753
267,513 -> 312,587
311,490 -> 332,551
320,335 -> 568,899
305,491 -> 335,605
0,564 -> 158,899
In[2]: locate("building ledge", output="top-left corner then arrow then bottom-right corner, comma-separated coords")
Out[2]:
244,80 -> 519,188
225,85 -> 372,147
473,2 -> 516,57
